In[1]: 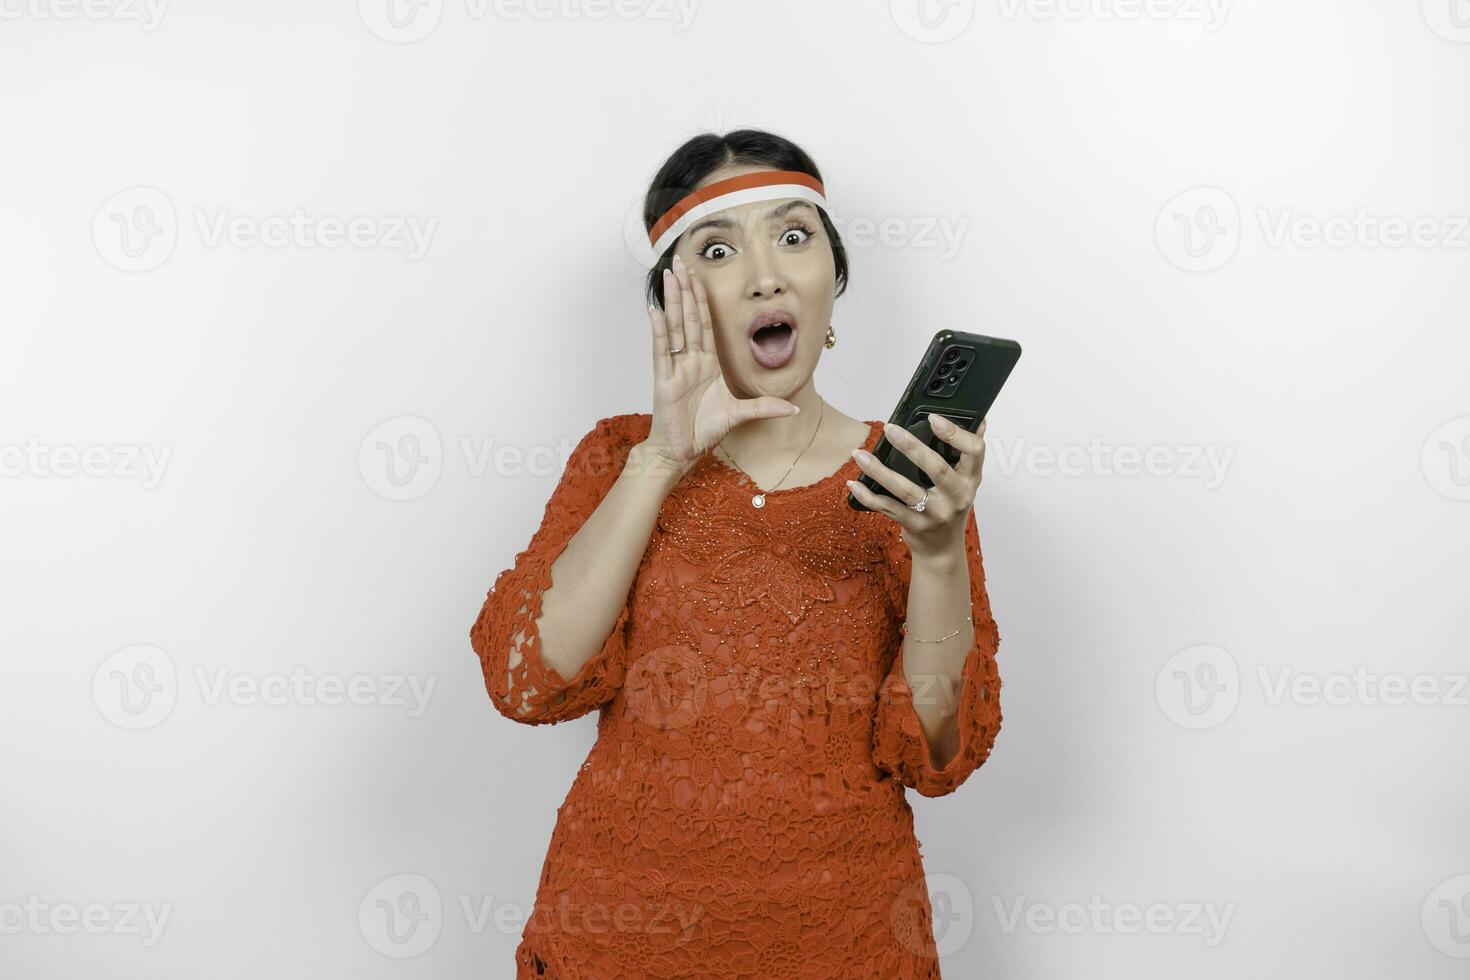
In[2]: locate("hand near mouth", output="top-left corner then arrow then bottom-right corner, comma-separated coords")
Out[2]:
641,254 -> 800,475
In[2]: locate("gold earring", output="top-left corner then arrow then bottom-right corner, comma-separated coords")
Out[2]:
824,324 -> 837,349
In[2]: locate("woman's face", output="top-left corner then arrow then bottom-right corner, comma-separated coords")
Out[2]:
670,163 -> 836,401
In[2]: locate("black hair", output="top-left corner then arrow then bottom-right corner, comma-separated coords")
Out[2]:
642,129 -> 849,310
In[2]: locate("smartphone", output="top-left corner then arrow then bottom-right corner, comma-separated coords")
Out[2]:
847,330 -> 1021,512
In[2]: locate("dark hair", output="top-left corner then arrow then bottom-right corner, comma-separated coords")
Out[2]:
642,129 -> 849,310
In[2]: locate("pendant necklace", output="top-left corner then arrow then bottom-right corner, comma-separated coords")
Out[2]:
715,399 -> 826,509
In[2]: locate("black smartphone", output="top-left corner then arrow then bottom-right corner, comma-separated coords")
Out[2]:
847,330 -> 1022,512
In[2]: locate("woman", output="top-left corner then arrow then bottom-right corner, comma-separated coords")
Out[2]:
471,129 -> 1003,978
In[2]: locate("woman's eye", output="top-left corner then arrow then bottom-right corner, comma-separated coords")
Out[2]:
779,224 -> 813,246
697,240 -> 733,261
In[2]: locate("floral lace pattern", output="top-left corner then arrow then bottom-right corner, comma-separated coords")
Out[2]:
470,413 -> 1003,978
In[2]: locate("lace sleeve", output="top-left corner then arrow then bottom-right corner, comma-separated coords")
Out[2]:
871,507 -> 1003,797
469,414 -> 642,725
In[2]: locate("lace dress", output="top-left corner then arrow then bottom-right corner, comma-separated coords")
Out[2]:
470,413 -> 1003,979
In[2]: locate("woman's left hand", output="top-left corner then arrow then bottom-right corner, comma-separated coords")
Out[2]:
845,414 -> 987,562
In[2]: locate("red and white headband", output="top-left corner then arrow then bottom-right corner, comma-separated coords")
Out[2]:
647,169 -> 828,261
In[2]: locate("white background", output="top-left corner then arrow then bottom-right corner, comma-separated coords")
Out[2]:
2,0 -> 1468,976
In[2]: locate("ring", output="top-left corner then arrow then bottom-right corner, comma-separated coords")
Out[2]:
910,489 -> 928,513
669,345 -> 685,354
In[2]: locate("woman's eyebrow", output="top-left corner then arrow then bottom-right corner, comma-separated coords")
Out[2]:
685,199 -> 818,239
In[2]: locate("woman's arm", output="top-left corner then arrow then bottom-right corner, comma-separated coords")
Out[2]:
471,416 -> 692,724
870,509 -> 1003,797
520,438 -> 687,683
896,538 -> 974,770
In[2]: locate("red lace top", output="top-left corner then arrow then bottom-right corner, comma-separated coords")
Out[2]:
470,413 -> 1003,979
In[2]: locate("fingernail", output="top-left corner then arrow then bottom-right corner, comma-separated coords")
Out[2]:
852,449 -> 869,464
928,412 -> 950,431
791,405 -> 800,414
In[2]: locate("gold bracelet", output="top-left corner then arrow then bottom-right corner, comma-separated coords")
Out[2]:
899,614 -> 972,644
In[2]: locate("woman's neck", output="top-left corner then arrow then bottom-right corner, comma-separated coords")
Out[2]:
718,385 -> 826,459
713,387 -> 868,490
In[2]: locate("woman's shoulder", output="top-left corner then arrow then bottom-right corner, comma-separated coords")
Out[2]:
589,412 -> 652,445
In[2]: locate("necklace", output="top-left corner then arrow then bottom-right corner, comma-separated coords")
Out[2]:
715,399 -> 826,509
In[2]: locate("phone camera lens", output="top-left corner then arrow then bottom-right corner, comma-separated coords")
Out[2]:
926,379 -> 943,394
943,349 -> 960,362
936,363 -> 951,378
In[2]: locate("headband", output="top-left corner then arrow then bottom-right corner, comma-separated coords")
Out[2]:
647,169 -> 828,261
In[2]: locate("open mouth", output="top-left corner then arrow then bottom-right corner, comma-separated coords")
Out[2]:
748,313 -> 798,369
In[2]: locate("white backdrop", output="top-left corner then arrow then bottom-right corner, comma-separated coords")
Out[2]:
2,1 -> 1468,977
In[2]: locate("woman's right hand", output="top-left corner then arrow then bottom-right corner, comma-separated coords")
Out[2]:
641,253 -> 799,473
